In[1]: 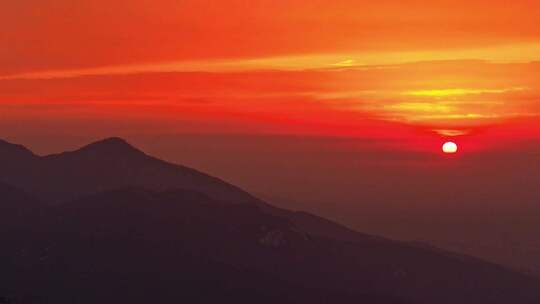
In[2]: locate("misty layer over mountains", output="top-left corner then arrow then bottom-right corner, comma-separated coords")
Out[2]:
1,137 -> 540,303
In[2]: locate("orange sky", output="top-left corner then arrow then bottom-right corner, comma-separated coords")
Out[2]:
3,0 -> 540,152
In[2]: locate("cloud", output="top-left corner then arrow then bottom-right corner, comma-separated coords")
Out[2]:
402,87 -> 526,97
1,60 -> 540,143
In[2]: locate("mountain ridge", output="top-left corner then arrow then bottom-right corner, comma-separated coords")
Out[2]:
0,137 -> 262,206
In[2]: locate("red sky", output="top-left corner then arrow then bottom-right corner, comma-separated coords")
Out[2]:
3,0 -> 540,154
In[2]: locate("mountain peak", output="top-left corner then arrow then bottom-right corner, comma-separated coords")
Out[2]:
94,137 -> 131,145
76,137 -> 143,155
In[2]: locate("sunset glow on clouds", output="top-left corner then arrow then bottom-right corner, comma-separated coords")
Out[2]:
3,0 -> 540,151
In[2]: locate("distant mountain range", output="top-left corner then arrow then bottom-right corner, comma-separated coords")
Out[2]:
1,138 -> 539,303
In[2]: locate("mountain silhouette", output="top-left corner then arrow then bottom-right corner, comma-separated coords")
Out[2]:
0,138 -> 382,243
0,137 -> 260,205
1,138 -> 540,303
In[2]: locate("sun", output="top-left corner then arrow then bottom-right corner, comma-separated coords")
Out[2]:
442,141 -> 458,154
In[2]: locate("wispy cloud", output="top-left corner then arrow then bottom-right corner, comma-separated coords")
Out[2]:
402,87 -> 526,97
3,43 -> 540,81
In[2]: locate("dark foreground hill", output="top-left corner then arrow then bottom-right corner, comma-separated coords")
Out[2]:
1,138 -> 540,303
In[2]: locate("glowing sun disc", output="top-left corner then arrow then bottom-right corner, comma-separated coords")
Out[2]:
442,141 -> 458,154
